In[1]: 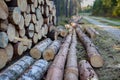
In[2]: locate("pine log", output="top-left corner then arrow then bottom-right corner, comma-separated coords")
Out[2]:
26,5 -> 30,14
38,29 -> 42,40
30,4 -> 35,13
33,0 -> 38,8
28,23 -> 34,38
47,29 -> 58,40
64,30 -> 78,80
5,43 -> 13,61
24,13 -> 31,27
85,27 -> 96,39
0,56 -> 34,80
30,38 -> 52,59
14,42 -> 24,56
0,49 -> 8,70
31,14 -> 37,24
18,15 -> 24,29
7,24 -> 16,42
76,27 -> 104,67
57,27 -> 67,37
44,24 -> 48,35
33,33 -> 38,44
79,60 -> 99,80
0,20 -> 9,31
36,8 -> 43,21
13,30 -> 19,43
46,33 -> 72,80
89,27 -> 100,35
43,40 -> 61,61
0,0 -> 9,19
19,28 -> 25,37
17,0 -> 27,12
0,32 -> 8,48
18,59 -> 48,80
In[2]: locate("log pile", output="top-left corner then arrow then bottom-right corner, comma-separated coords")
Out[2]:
76,27 -> 104,67
46,33 -> 72,80
0,0 -> 56,69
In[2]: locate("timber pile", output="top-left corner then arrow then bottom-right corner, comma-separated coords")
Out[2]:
64,30 -> 78,80
76,27 -> 104,67
46,33 -> 72,80
0,0 -> 56,69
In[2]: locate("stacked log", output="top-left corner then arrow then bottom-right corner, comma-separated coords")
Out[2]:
76,27 -> 104,67
79,60 -> 99,80
0,56 -> 34,80
46,33 -> 72,80
18,59 -> 49,80
30,38 -> 52,59
64,30 -> 78,80
0,0 -> 57,69
43,40 -> 61,61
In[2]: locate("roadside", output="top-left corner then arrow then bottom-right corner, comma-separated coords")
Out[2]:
84,16 -> 120,41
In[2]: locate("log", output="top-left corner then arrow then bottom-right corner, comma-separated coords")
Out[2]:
24,13 -> 31,27
0,56 -> 34,80
0,32 -> 8,48
38,29 -> 42,40
5,43 -> 13,61
47,29 -> 58,40
36,8 -> 43,21
85,27 -> 96,39
43,40 -> 61,61
26,5 -> 30,14
14,42 -> 24,56
79,60 -> 99,80
58,28 -> 67,37
10,7 -> 22,25
76,27 -> 104,67
28,23 -> 34,38
0,0 -> 9,19
7,24 -> 16,42
17,0 -> 27,12
33,33 -> 38,44
18,59 -> 48,80
30,38 -> 52,59
33,0 -> 38,8
31,14 -> 37,24
30,4 -> 35,13
0,20 -> 9,31
18,15 -> 24,29
0,49 -> 8,70
13,30 -> 19,43
46,33 -> 72,80
19,28 -> 25,37
64,30 -> 78,80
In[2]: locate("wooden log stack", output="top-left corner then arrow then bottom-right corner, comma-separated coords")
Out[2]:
76,27 -> 104,67
0,0 -> 57,69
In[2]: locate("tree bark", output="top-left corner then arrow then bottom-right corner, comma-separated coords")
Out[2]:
18,59 -> 48,80
0,56 -> 34,80
46,33 -> 72,80
76,27 -> 104,67
30,38 -> 52,59
43,40 -> 61,61
79,60 -> 99,80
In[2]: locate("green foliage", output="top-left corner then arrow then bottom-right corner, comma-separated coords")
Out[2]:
92,0 -> 120,17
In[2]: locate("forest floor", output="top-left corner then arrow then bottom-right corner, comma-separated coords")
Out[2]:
77,19 -> 120,80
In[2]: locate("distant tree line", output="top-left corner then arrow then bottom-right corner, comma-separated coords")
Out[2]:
92,0 -> 120,17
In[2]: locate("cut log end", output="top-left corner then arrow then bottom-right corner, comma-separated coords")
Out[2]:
30,48 -> 41,59
90,55 -> 104,67
43,49 -> 54,61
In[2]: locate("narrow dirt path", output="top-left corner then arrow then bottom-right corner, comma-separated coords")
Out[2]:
84,16 -> 120,41
91,16 -> 120,26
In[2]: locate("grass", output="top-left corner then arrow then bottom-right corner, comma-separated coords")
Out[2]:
77,19 -> 120,80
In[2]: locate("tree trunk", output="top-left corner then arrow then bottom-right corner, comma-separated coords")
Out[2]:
64,30 -> 78,80
18,59 -> 48,80
30,38 -> 52,59
46,33 -> 72,80
17,0 -> 27,12
76,27 -> 104,67
0,56 -> 34,80
79,60 -> 99,80
85,27 -> 96,39
43,40 -> 61,61
0,32 -> 8,48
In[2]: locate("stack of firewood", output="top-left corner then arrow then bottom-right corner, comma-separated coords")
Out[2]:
0,0 -> 56,69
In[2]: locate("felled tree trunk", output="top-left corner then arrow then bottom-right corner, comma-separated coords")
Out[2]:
30,38 -> 52,59
43,40 -> 61,61
64,30 -> 78,80
46,33 -> 72,80
18,59 -> 48,80
79,60 -> 99,80
0,32 -> 8,48
76,27 -> 104,67
85,27 -> 96,39
0,56 -> 34,80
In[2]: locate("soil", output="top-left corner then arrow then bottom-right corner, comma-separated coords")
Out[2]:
77,19 -> 120,80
